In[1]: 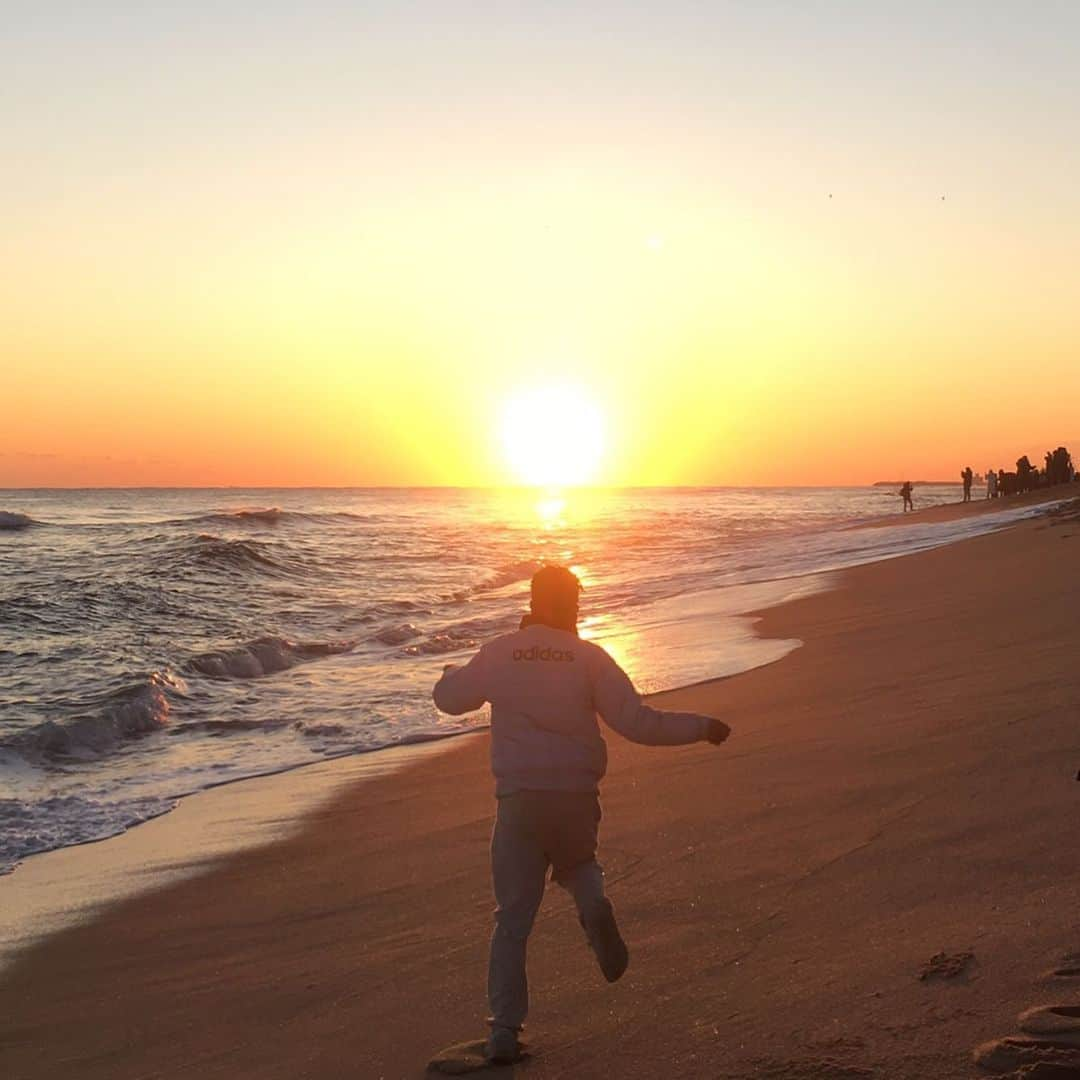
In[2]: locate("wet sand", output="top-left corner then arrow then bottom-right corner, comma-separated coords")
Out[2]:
0,740 -> 458,973
2,501 -> 1080,1079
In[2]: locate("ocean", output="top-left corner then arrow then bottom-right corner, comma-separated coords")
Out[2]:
0,485 -> 1043,873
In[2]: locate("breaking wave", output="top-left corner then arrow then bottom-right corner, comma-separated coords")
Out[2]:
476,559 -> 543,592
0,511 -> 40,531
191,507 -> 286,525
188,534 -> 292,573
402,614 -> 517,656
184,636 -> 354,679
374,623 -> 422,645
175,507 -> 372,527
4,672 -> 178,762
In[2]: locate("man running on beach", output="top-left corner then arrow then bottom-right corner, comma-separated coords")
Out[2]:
433,564 -> 731,1064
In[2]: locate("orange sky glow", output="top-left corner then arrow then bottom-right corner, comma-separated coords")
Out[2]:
3,5 -> 1078,488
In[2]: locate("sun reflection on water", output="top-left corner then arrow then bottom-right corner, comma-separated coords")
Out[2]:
535,493 -> 566,529
578,610 -> 635,667
492,484 -> 619,618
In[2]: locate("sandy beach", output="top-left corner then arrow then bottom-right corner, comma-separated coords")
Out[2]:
8,4 -> 1080,1078
3,499 -> 1080,1080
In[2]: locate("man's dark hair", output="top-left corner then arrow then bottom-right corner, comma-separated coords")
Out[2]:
530,565 -> 581,612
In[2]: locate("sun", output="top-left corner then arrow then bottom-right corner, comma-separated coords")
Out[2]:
499,383 -> 605,486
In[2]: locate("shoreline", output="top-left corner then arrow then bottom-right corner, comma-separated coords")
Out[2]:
853,485 -> 1073,527
4,492 -> 1068,890
0,497 -> 1069,921
2,499 -> 1079,1078
0,489 -> 1017,940
0,737 -> 464,972
0,570 -> 827,903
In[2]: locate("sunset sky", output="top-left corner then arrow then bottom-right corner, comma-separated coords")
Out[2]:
3,3 -> 1079,487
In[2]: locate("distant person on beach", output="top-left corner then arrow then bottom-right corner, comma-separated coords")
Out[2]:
986,469 -> 998,499
962,466 -> 974,502
899,481 -> 914,513
432,564 -> 730,1065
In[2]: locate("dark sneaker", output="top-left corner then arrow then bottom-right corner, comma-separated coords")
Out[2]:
485,1026 -> 523,1064
582,898 -> 629,982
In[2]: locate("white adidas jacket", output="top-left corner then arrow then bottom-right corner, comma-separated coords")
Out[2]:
433,622 -> 712,795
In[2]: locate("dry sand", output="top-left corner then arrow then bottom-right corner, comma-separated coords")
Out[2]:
2,501 -> 1080,1080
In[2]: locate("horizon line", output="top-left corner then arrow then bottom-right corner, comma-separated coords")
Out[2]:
0,481 -> 966,492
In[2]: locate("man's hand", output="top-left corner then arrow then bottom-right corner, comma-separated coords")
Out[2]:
706,718 -> 731,745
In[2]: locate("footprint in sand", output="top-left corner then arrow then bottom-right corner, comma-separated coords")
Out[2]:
1043,953 -> 1080,983
1018,1005 -> 1080,1039
919,950 -> 975,981
972,1035 -> 1080,1075
973,956 -> 1080,1076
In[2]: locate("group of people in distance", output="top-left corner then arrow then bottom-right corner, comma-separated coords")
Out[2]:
983,447 -> 1075,498
899,447 -> 1076,514
960,466 -> 1005,502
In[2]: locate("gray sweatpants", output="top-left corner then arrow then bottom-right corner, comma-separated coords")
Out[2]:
488,790 -> 607,1031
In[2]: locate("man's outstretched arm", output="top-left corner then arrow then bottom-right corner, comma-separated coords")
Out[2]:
432,648 -> 489,715
591,647 -> 730,746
